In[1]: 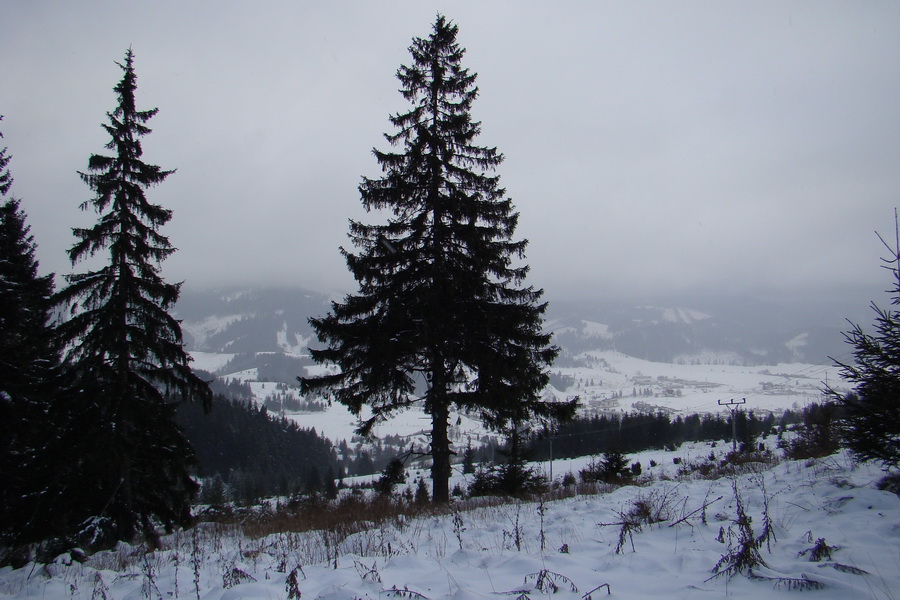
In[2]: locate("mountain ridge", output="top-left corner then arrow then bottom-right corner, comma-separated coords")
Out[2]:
175,285 -> 866,369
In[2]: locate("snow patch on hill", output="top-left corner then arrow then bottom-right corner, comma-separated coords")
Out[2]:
188,351 -> 235,373
661,306 -> 712,324
786,332 -> 809,356
579,320 -> 613,338
276,322 -> 310,355
182,314 -> 244,349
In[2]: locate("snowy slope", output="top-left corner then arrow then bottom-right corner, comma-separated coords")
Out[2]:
1,449 -> 897,599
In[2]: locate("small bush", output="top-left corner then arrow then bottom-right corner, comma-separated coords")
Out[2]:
783,402 -> 841,460
580,451 -> 630,484
600,488 -> 676,554
469,462 -> 548,498
876,472 -> 900,497
708,479 -> 767,581
799,538 -> 835,562
414,479 -> 429,505
375,458 -> 407,497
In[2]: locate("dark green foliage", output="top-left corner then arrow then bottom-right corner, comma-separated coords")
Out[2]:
9,366 -> 195,551
0,123 -> 64,551
0,116 -> 12,196
602,451 -> 630,482
466,397 -> 551,498
301,16 -> 571,502
531,409 -> 779,461
376,458 -> 407,496
414,478 -> 430,504
52,49 -> 211,546
580,450 -> 630,484
782,402 -> 841,460
176,395 -> 338,503
876,472 -> 900,497
324,468 -> 339,500
468,460 -> 548,498
194,369 -> 253,401
200,474 -> 228,505
462,441 -> 476,474
733,410 -> 762,453
830,220 -> 900,469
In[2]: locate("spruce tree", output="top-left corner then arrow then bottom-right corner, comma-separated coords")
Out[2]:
830,215 -> 900,469
0,137 -> 57,414
0,116 -> 12,196
301,16 -> 573,502
54,49 -> 211,546
0,119 -> 62,551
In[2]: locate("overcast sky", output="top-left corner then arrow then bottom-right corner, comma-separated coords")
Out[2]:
2,1 -> 899,306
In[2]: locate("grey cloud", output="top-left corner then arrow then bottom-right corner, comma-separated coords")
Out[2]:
0,1 -> 897,308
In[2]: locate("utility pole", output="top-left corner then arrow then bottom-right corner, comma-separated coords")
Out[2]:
718,398 -> 747,452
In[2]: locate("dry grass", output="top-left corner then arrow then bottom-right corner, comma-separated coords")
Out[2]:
193,450 -> 781,543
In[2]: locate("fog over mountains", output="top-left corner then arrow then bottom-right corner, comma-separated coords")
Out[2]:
174,285 -> 872,369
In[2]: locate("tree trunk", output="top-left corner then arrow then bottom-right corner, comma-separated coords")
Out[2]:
430,398 -> 451,503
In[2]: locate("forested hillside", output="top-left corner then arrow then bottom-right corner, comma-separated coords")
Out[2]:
176,395 -> 339,503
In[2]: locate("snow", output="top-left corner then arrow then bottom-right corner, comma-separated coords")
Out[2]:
200,350 -> 845,448
34,346 -> 879,599
181,314 -> 244,349
188,351 -> 235,373
579,320 -> 613,339
661,307 -> 712,324
558,351 -> 840,416
786,332 -> 809,354
2,449 -> 898,599
277,323 -> 311,355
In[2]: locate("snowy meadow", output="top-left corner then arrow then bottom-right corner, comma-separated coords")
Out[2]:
1,445 -> 898,600
3,350 -> 894,599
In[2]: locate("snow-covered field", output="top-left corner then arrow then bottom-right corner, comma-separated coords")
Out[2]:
212,350 -> 845,448
2,447 -> 898,599
554,350 -> 840,415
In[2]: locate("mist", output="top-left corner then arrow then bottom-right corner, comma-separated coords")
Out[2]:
1,2 -> 898,313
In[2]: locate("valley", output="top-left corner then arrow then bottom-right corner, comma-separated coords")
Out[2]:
179,286 -> 850,451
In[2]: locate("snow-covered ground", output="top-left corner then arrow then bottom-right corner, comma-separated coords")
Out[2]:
557,351 -> 839,415
2,447 -> 897,599
212,350 -> 845,448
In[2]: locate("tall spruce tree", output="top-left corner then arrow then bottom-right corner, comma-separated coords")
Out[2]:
54,49 -> 211,546
829,214 -> 900,469
0,118 -> 62,550
301,16 -> 573,502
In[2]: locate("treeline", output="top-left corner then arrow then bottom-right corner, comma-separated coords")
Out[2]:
263,393 -> 328,413
196,370 -> 253,401
176,395 -> 340,503
526,408 -> 797,461
336,436 -> 431,478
